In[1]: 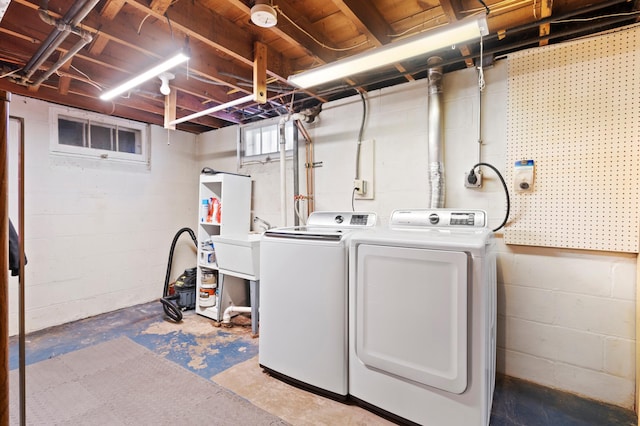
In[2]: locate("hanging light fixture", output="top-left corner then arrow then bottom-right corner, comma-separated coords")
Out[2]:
250,0 -> 277,28
158,72 -> 175,96
100,51 -> 189,100
288,15 -> 489,89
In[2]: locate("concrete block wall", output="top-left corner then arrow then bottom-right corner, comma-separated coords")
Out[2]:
198,53 -> 636,408
6,96 -> 199,336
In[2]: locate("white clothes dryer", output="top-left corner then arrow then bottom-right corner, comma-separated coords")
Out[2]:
348,209 -> 496,425
259,211 -> 377,400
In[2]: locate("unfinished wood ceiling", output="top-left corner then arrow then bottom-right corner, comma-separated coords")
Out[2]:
0,0 -> 637,133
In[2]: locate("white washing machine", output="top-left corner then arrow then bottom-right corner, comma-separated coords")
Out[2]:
259,211 -> 377,400
349,209 -> 496,425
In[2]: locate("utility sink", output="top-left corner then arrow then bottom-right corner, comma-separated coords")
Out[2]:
211,233 -> 261,280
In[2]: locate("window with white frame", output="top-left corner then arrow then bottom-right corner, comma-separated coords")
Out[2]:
50,106 -> 148,163
240,117 -> 294,162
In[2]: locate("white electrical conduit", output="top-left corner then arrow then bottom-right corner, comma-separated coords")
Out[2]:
279,118 -> 287,226
222,305 -> 252,324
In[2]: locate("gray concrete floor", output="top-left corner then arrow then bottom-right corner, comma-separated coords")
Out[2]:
9,301 -> 637,425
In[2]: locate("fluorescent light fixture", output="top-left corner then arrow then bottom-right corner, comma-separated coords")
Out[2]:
288,15 -> 489,89
169,94 -> 255,126
100,51 -> 189,100
0,0 -> 11,23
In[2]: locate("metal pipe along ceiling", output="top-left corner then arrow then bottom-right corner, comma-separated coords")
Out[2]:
427,57 -> 445,208
22,0 -> 100,83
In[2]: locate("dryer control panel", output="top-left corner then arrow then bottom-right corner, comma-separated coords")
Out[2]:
390,209 -> 487,228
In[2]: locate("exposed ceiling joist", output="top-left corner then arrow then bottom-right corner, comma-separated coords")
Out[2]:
0,0 -> 635,133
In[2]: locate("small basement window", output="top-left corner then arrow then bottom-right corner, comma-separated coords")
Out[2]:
50,106 -> 148,163
240,117 -> 294,163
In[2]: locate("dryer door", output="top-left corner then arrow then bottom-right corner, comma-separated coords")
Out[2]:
354,244 -> 469,394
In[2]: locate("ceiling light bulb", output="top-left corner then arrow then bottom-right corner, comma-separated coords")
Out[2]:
100,52 -> 188,100
158,72 -> 175,96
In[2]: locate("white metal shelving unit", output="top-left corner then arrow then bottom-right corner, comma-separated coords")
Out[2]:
196,173 -> 251,322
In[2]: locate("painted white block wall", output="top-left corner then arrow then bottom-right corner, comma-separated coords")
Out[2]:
197,58 -> 636,408
7,95 -> 199,336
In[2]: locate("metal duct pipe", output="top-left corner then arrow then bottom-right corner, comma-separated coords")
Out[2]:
22,0 -> 88,78
427,57 -> 445,208
22,0 -> 99,82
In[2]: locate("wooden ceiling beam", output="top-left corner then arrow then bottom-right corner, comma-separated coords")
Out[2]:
539,0 -> 553,46
89,0 -> 126,56
7,1 -> 260,109
332,0 -> 390,45
0,29 -> 239,126
331,0 -> 415,81
224,0 -> 340,66
124,0 -> 294,83
150,0 -> 173,15
439,0 -> 475,67
57,53 -> 72,95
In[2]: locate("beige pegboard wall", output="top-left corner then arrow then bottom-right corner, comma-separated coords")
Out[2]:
505,25 -> 640,253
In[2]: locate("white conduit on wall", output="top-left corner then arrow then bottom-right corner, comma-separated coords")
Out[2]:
279,118 -> 287,226
427,57 -> 445,208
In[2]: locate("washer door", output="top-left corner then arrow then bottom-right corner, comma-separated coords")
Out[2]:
354,244 -> 469,394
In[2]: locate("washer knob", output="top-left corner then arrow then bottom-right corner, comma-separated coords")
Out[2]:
335,215 -> 344,224
429,213 -> 440,225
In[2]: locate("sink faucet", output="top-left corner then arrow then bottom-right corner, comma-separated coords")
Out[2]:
253,216 -> 272,231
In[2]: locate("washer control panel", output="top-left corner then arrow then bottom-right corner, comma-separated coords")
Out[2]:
307,211 -> 378,228
391,209 -> 487,228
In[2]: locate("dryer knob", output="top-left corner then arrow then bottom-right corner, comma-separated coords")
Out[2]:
429,213 -> 440,225
335,215 -> 344,224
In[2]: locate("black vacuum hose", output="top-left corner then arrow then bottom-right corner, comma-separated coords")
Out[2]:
161,227 -> 198,322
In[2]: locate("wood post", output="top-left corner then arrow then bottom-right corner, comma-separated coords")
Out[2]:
0,90 -> 10,426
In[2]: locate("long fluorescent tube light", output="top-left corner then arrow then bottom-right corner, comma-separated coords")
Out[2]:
100,51 -> 190,100
169,94 -> 256,126
0,0 -> 11,23
288,15 -> 489,89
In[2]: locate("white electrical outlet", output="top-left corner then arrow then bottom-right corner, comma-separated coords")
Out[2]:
354,179 -> 366,195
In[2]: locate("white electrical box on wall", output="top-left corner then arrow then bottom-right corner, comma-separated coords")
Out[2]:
514,160 -> 534,192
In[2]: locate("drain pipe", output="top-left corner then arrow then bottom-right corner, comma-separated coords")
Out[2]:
427,57 -> 445,208
222,305 -> 252,325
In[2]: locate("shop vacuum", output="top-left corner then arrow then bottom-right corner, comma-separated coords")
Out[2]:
160,227 -> 198,322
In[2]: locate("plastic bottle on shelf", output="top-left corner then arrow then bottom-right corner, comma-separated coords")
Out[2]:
212,198 -> 221,223
201,199 -> 209,223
